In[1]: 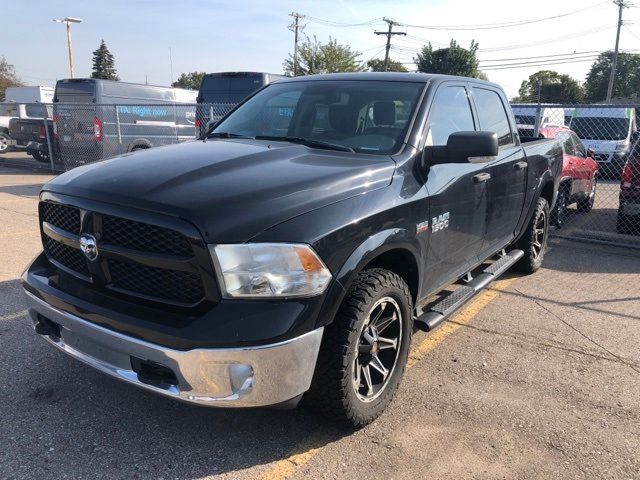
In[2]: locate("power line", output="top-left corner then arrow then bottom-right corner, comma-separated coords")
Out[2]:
479,50 -> 604,62
479,25 -> 614,52
394,1 -> 607,30
374,18 -> 406,71
305,16 -> 383,27
482,57 -> 602,71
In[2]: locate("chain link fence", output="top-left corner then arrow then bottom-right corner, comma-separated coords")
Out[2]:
5,102 -> 238,171
511,103 -> 640,248
4,101 -> 639,248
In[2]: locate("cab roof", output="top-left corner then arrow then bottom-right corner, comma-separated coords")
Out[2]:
277,72 -> 500,88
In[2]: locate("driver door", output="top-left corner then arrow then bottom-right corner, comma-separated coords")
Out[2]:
422,83 -> 488,294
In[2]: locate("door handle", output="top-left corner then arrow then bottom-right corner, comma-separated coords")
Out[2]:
473,172 -> 491,183
514,161 -> 528,170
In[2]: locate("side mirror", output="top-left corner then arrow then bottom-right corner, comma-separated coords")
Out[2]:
431,131 -> 498,165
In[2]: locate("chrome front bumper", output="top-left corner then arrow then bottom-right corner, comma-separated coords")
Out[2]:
26,292 -> 323,407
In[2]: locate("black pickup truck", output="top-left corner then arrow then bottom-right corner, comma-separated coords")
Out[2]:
23,73 -> 562,427
9,117 -> 57,163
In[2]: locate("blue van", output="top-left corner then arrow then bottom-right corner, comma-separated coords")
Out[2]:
195,72 -> 285,135
53,78 -> 197,167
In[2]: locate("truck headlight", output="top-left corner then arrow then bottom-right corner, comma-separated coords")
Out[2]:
210,243 -> 332,298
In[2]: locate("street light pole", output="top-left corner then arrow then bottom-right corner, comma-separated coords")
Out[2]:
53,17 -> 82,79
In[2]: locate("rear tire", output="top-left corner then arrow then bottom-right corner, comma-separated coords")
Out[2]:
30,150 -> 50,163
514,197 -> 550,274
305,268 -> 413,428
550,186 -> 569,228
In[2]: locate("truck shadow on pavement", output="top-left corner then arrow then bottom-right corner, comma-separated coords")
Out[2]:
0,278 -> 348,478
0,183 -> 45,199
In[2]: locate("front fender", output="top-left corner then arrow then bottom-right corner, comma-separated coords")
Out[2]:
315,228 -> 423,329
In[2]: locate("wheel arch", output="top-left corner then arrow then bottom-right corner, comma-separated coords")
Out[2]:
316,228 -> 423,329
127,138 -> 153,152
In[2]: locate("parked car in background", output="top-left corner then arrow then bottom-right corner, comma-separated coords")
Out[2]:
0,86 -> 54,153
570,107 -> 637,179
9,114 -> 57,163
53,78 -> 197,167
511,106 -> 566,137
520,125 -> 599,227
618,141 -> 640,235
195,72 -> 285,135
23,73 -> 563,427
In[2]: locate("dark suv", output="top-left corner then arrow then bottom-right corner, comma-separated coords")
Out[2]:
618,141 -> 640,234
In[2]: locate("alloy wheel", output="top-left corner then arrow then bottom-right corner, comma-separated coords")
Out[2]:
532,208 -> 548,259
352,297 -> 403,402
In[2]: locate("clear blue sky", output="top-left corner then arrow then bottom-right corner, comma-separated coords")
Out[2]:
3,0 -> 640,97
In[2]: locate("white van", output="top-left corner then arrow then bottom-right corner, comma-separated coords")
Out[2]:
511,106 -> 566,128
570,107 -> 637,178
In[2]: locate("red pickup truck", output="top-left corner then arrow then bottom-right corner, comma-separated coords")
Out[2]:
520,126 -> 599,227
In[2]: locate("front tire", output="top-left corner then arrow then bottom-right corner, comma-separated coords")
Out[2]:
514,197 -> 550,274
306,268 -> 413,427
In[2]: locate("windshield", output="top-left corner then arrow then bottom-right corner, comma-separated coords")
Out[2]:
570,117 -> 630,141
514,114 -> 536,125
210,80 -> 425,154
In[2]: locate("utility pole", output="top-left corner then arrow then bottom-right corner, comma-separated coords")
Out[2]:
606,0 -> 628,102
375,18 -> 406,71
289,12 -> 305,76
53,17 -> 82,79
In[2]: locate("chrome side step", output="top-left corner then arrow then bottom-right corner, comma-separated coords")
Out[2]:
414,249 -> 524,332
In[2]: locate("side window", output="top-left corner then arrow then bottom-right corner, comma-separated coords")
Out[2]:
572,134 -> 586,157
473,88 -> 514,147
426,86 -> 475,146
557,133 -> 575,156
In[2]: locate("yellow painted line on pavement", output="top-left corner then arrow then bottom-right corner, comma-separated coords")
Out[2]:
0,309 -> 29,321
258,276 -> 517,480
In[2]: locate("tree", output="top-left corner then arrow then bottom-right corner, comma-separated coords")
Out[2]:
517,70 -> 584,103
91,40 -> 119,81
584,52 -> 640,102
172,71 -> 205,90
283,36 -> 366,76
0,57 -> 24,101
414,39 -> 480,78
367,58 -> 408,72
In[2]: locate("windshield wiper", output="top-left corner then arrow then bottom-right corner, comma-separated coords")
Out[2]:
255,136 -> 355,153
207,132 -> 254,139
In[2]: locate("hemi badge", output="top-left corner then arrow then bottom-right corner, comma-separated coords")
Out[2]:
416,221 -> 429,234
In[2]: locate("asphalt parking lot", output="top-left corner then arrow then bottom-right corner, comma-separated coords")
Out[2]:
0,165 -> 638,479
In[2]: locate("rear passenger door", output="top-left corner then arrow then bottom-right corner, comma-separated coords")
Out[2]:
470,86 -> 527,255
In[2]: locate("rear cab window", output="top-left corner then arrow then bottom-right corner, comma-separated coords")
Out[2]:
472,88 -> 514,147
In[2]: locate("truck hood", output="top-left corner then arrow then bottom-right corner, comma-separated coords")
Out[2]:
45,139 -> 396,243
